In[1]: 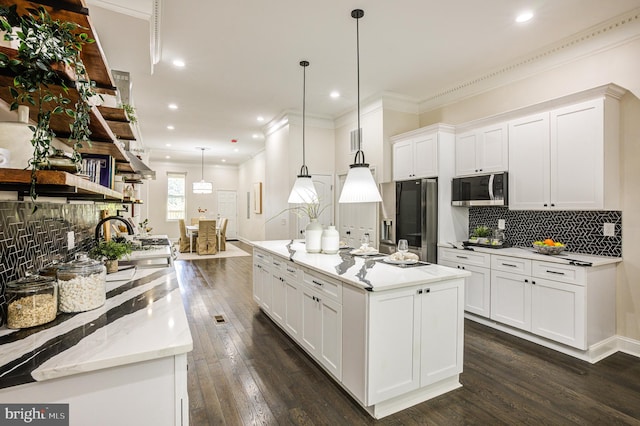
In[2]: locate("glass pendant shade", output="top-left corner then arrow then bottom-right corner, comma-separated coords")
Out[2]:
338,9 -> 382,204
193,180 -> 213,194
339,164 -> 382,203
193,147 -> 213,194
288,174 -> 318,204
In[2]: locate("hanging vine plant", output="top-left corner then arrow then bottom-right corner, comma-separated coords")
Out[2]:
0,5 -> 97,203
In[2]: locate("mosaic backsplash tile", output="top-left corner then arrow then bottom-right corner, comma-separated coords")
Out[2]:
469,207 -> 622,257
0,201 -> 116,326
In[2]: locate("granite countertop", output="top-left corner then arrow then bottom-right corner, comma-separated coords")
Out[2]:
252,240 -> 470,292
0,266 -> 193,390
437,242 -> 622,267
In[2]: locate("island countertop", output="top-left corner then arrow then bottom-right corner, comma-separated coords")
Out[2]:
251,240 -> 470,292
0,266 -> 193,390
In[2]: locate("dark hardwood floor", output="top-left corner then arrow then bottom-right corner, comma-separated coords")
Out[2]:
176,242 -> 640,425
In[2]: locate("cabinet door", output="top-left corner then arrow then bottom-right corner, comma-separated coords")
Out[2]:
300,286 -> 321,355
253,263 -> 265,304
393,139 -> 414,181
455,131 -> 479,176
413,134 -> 438,178
550,99 -> 604,210
478,123 -> 508,173
490,270 -> 532,331
368,287 -> 420,404
261,268 -> 273,313
271,275 -> 285,325
420,280 -> 464,386
319,296 -> 342,380
531,278 -> 586,349
439,260 -> 490,318
284,278 -> 302,341
508,112 -> 550,210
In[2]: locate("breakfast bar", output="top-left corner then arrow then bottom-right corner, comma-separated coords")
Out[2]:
251,240 -> 470,419
0,266 -> 192,426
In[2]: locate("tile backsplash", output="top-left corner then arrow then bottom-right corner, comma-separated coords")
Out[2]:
0,201 -> 116,326
469,207 -> 622,257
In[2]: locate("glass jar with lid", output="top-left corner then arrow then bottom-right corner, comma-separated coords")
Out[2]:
6,274 -> 58,329
57,253 -> 107,313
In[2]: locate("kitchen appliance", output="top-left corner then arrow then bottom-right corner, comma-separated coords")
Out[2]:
451,172 -> 508,206
396,178 -> 437,263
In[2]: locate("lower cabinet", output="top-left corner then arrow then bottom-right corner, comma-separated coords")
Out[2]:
438,248 -> 491,318
490,269 -> 533,331
367,279 -> 464,404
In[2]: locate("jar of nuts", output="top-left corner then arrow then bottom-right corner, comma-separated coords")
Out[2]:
6,274 -> 58,329
57,253 -> 107,313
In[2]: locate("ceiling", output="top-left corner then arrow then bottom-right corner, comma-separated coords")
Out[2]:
83,0 -> 640,165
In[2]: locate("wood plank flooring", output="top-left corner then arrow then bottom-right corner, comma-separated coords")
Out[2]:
176,242 -> 640,425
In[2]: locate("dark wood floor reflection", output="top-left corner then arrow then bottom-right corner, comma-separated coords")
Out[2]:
176,242 -> 640,425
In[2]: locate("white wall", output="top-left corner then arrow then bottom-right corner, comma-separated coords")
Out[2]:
142,160 -> 238,239
238,150 -> 266,242
419,37 -> 640,341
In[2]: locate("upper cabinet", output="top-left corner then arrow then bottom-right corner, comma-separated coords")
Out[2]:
455,123 -> 508,176
509,92 -> 622,211
392,131 -> 438,181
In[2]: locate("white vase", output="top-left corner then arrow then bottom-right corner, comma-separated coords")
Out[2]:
0,106 -> 35,169
321,225 -> 340,254
305,219 -> 323,253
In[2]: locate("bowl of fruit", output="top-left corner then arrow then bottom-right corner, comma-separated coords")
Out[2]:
533,239 -> 565,255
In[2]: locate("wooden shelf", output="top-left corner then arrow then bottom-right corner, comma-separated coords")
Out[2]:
97,106 -> 136,141
0,168 -> 123,201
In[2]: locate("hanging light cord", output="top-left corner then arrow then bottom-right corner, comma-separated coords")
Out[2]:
299,60 -> 310,177
352,9 -> 367,166
200,148 -> 205,180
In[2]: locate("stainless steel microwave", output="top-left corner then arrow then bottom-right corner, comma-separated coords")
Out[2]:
451,172 -> 508,207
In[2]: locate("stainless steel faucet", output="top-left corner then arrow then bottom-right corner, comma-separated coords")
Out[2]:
95,216 -> 134,241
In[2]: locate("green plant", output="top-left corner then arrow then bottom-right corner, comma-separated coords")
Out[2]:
89,240 -> 133,261
471,226 -> 492,238
121,103 -> 137,123
0,6 -> 97,203
269,201 -> 329,223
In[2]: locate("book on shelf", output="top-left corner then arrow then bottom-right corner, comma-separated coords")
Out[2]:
81,154 -> 115,189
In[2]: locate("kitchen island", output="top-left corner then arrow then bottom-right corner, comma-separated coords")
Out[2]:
0,266 -> 192,426
251,240 -> 470,419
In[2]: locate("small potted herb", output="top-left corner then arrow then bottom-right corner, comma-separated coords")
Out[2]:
89,239 -> 133,273
470,226 -> 493,244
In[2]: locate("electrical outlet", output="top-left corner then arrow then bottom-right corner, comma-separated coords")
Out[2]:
603,223 -> 615,237
67,231 -> 75,249
498,219 -> 506,230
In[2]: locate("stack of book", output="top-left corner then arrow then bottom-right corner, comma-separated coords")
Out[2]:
81,154 -> 115,189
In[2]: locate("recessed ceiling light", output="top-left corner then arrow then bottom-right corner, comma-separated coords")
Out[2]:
165,143 -> 172,147
167,125 -> 175,130
330,91 -> 340,98
252,134 -> 259,139
222,159 -> 226,163
515,11 -> 533,23
165,155 -> 171,159
172,59 -> 185,67
257,116 -> 264,122
234,148 -> 239,152
168,103 -> 178,110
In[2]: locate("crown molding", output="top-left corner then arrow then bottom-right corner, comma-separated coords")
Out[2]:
418,7 -> 640,113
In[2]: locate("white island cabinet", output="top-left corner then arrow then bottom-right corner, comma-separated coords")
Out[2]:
251,240 -> 469,419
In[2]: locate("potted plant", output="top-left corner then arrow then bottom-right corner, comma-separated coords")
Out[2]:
89,239 -> 133,273
0,6 -> 98,203
270,201 -> 329,253
470,225 -> 493,244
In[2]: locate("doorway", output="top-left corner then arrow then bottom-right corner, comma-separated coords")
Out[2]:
217,190 -> 237,240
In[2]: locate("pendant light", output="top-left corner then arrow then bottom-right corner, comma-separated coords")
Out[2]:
339,9 -> 382,204
288,60 -> 319,204
192,147 -> 213,194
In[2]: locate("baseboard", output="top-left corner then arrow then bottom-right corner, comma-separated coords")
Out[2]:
617,335 -> 640,358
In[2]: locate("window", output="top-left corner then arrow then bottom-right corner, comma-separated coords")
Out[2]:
167,172 -> 186,220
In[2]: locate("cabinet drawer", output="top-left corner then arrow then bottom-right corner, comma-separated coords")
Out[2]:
491,255 -> 531,275
304,271 -> 342,303
532,261 -> 585,285
271,257 -> 285,270
283,260 -> 302,280
254,250 -> 271,265
438,248 -> 491,268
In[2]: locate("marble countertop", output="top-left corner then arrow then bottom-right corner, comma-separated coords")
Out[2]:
0,266 -> 192,389
251,240 -> 470,292
437,243 -> 622,267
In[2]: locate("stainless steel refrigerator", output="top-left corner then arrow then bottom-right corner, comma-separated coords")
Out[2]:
395,178 -> 438,263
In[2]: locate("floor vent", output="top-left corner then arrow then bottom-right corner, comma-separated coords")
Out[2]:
214,315 -> 226,324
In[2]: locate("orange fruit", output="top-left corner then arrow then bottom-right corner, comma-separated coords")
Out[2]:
544,238 -> 555,246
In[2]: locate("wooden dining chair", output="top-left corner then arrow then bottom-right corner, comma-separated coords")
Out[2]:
218,218 -> 228,251
178,219 -> 191,253
197,220 -> 217,255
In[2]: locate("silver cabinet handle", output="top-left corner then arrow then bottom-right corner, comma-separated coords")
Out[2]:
502,263 -> 517,268
546,270 -> 565,275
456,255 -> 468,259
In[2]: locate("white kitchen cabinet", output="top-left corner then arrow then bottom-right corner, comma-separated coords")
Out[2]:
438,248 -> 491,318
270,258 -> 299,327
392,132 -> 438,181
509,93 -> 621,210
253,251 -> 271,306
455,122 -> 508,176
490,269 -> 532,331
300,271 -> 343,380
368,279 -> 463,404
